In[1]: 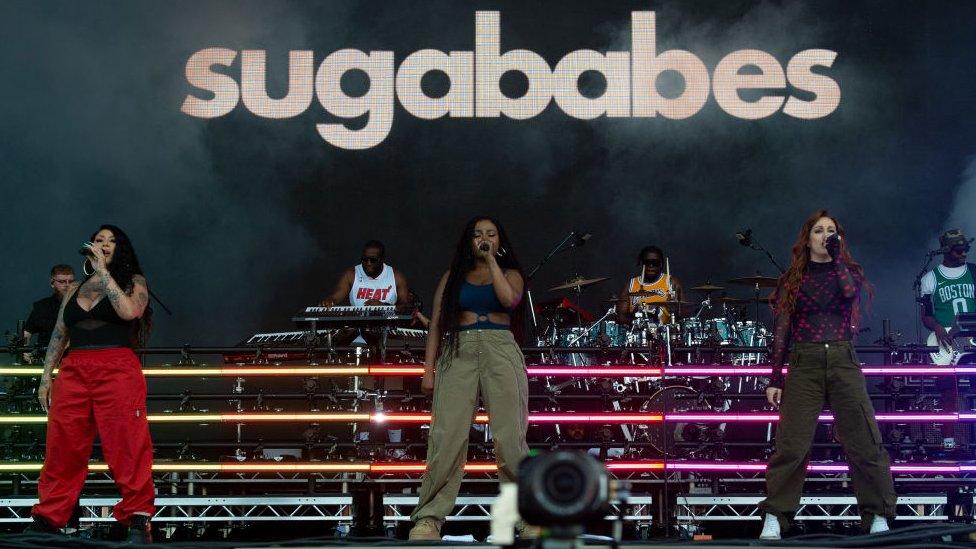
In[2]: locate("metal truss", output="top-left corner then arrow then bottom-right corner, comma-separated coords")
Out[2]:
0,495 -> 653,525
383,495 -> 653,523
675,495 -> 948,523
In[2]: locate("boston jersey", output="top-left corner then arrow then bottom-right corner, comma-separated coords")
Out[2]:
920,263 -> 976,329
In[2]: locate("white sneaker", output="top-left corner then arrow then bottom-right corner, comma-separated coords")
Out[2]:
869,515 -> 889,533
759,513 -> 781,540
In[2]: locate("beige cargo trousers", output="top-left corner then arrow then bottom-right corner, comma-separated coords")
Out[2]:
411,329 -> 529,522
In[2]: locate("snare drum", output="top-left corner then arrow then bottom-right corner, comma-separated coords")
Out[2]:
680,318 -> 705,345
556,326 -> 594,366
733,321 -> 767,346
588,320 -> 626,347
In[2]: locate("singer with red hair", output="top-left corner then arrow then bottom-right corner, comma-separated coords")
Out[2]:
758,210 -> 895,540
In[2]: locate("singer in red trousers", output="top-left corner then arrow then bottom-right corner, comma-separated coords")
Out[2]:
28,224 -> 155,544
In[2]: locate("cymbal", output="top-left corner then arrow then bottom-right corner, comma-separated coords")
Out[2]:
549,276 -> 609,292
715,296 -> 774,304
727,276 -> 779,288
645,300 -> 694,307
690,284 -> 725,292
605,295 -> 692,307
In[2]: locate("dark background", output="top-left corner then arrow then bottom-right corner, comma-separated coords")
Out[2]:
2,0 -> 975,347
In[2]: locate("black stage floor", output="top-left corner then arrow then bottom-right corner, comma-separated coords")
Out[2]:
4,524 -> 976,549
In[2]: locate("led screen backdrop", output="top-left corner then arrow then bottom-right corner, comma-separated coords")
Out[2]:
1,0 -> 974,345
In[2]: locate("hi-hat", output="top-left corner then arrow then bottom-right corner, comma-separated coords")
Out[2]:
549,276 -> 609,292
727,276 -> 779,288
690,284 -> 725,292
605,293 -> 691,307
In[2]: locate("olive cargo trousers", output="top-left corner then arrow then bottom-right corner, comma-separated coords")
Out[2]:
759,341 -> 897,528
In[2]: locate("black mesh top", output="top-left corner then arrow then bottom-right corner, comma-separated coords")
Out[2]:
63,290 -> 135,348
768,259 -> 860,388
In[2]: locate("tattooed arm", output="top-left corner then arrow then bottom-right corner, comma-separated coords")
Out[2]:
38,283 -> 77,412
96,270 -> 149,321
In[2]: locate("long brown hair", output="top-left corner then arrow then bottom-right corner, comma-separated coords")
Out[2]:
773,210 -> 872,325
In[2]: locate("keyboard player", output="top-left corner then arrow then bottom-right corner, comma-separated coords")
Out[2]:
320,240 -> 410,308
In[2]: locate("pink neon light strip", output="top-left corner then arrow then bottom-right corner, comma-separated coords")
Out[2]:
661,462 -> 966,473
664,413 -> 963,422
0,460 -> 967,475
8,412 -> 971,425
528,367 -> 663,376
377,412 -> 965,424
372,365 -> 966,377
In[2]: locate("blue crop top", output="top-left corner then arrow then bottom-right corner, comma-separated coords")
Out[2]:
459,281 -> 510,330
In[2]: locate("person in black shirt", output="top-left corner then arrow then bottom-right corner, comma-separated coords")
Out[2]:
758,210 -> 895,540
22,265 -> 75,362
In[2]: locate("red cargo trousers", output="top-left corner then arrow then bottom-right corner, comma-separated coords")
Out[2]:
32,347 -> 155,527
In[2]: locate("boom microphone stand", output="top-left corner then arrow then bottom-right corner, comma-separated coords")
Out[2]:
737,229 -> 786,275
912,248 -> 942,345
525,231 -> 589,339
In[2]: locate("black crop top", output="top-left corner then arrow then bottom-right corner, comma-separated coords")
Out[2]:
63,289 -> 136,348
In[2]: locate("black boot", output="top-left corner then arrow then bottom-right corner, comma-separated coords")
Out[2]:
23,515 -> 60,534
126,514 -> 152,544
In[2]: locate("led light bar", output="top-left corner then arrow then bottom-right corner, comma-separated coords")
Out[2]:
604,461 -> 666,471
665,413 -> 963,423
663,462 -> 966,473
0,364 -> 971,377
527,367 -> 663,376
0,460 -> 965,474
0,412 -> 968,425
0,461 -> 496,473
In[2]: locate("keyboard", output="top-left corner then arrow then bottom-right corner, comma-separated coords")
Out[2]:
292,305 -> 413,327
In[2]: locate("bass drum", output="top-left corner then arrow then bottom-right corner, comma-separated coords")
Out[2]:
629,385 -> 727,458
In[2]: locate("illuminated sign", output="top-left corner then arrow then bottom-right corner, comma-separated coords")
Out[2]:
182,11 -> 839,149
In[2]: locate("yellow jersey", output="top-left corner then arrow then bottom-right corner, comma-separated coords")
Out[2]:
628,274 -> 674,324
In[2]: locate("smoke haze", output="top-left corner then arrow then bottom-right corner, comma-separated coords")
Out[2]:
2,0 -> 975,347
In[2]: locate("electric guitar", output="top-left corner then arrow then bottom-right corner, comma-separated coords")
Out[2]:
928,328 -> 976,365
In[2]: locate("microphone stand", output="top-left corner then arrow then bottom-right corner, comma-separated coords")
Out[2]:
149,289 -> 173,315
912,250 -> 940,345
525,232 -> 582,339
744,237 -> 786,275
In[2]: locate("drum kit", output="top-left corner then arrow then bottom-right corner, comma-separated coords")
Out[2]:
531,274 -> 780,457
536,274 -> 779,366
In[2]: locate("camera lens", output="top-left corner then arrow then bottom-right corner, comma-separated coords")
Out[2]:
546,463 -> 584,503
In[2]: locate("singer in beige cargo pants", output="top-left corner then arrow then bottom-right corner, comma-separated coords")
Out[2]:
410,329 -> 529,522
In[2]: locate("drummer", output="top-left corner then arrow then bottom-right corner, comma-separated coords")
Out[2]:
616,245 -> 683,324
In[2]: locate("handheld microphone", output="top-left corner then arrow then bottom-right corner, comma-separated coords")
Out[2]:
78,245 -> 93,257
825,233 -> 841,248
478,242 -> 491,253
735,229 -> 753,247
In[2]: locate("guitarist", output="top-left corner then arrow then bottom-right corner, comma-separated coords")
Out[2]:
920,229 -> 976,357
919,229 -> 975,452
